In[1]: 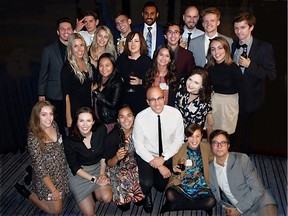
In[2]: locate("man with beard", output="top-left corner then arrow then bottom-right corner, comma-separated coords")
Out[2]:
180,5 -> 204,49
132,1 -> 164,58
38,17 -> 73,138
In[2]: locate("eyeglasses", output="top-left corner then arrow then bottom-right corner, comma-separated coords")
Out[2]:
147,96 -> 164,103
212,141 -> 229,147
167,30 -> 180,35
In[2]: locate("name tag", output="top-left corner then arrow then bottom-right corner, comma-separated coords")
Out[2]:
186,159 -> 192,166
159,83 -> 169,90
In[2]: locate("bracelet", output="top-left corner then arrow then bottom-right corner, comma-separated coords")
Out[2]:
51,188 -> 57,193
91,176 -> 96,183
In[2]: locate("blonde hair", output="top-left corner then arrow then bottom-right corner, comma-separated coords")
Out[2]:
28,101 -> 55,149
90,25 -> 117,59
67,33 -> 93,83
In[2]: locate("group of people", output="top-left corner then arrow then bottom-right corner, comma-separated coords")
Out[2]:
14,2 -> 278,216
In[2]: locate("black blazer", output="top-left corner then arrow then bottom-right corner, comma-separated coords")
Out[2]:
38,40 -> 65,100
94,73 -> 124,124
232,37 -> 276,112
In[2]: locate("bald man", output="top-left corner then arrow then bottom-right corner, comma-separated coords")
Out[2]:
133,86 -> 184,213
180,5 -> 204,49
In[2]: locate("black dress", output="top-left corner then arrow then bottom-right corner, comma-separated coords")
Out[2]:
117,54 -> 152,115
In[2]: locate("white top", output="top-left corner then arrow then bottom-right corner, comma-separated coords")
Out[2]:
133,105 -> 184,163
182,26 -> 204,41
214,154 -> 239,207
143,22 -> 157,58
78,30 -> 95,47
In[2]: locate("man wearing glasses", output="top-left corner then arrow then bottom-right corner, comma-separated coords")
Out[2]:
133,86 -> 184,213
164,22 -> 195,79
209,130 -> 277,216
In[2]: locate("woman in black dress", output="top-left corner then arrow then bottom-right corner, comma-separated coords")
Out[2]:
117,31 -> 152,115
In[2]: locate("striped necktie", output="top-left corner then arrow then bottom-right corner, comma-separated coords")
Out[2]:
146,27 -> 152,57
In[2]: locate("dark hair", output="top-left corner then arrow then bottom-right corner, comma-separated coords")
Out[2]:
145,44 -> 178,91
163,21 -> 184,35
83,10 -> 99,21
201,7 -> 221,20
143,1 -> 159,12
56,17 -> 73,29
209,129 -> 230,145
232,12 -> 256,27
184,123 -> 203,138
69,107 -> 97,142
114,11 -> 130,20
117,104 -> 134,117
96,53 -> 118,88
181,66 -> 212,104
124,31 -> 148,56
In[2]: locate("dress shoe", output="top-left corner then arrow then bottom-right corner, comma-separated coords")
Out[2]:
14,183 -> 31,199
205,208 -> 213,216
117,202 -> 131,212
24,165 -> 33,185
143,195 -> 153,213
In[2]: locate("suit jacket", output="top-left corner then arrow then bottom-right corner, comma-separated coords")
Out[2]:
175,46 -> 196,80
209,152 -> 276,215
132,23 -> 165,56
38,40 -> 65,100
232,38 -> 276,112
188,33 -> 233,67
166,141 -> 213,189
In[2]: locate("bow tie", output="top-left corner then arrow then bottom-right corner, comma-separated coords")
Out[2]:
236,43 -> 247,49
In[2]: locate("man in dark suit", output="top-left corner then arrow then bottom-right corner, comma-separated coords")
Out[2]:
232,12 -> 276,153
164,22 -> 195,80
209,130 -> 277,216
38,17 -> 73,138
132,1 -> 164,58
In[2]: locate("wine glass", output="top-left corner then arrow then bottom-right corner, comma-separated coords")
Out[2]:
127,71 -> 135,92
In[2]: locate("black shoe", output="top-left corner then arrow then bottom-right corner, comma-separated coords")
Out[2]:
26,165 -> 32,175
205,208 -> 213,216
117,202 -> 131,212
14,183 -> 31,199
134,199 -> 145,206
143,195 -> 153,213
160,201 -> 170,213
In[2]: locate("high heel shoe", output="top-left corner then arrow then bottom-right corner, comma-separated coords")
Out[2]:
14,183 -> 31,199
24,165 -> 32,185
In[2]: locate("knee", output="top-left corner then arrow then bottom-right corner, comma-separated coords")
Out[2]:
101,191 -> 112,203
49,204 -> 62,215
140,179 -> 153,195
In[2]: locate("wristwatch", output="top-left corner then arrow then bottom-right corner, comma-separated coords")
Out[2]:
91,176 -> 96,182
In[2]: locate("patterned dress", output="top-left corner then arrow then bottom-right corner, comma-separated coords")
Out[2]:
27,123 -> 69,200
104,127 -> 144,205
175,81 -> 212,128
172,146 -> 212,200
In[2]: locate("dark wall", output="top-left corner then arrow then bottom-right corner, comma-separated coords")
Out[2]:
0,1 -> 286,156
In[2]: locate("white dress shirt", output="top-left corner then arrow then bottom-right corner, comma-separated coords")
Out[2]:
78,30 -> 95,47
182,26 -> 204,41
133,105 -> 184,163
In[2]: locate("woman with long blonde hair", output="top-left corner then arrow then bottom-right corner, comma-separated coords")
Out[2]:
89,25 -> 117,68
61,33 -> 94,128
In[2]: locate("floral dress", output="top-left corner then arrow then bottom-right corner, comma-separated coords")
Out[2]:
172,146 -> 212,200
27,123 -> 69,200
104,128 -> 144,205
175,82 -> 212,128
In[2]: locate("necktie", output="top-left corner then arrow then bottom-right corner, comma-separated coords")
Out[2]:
157,115 -> 163,156
146,27 -> 152,57
187,33 -> 192,48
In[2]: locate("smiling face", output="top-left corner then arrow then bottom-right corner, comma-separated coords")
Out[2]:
210,40 -> 226,63
77,112 -> 95,136
142,6 -> 159,26
165,25 -> 181,47
115,15 -> 132,36
183,6 -> 200,30
96,29 -> 109,48
57,22 -> 73,44
128,33 -> 141,56
146,87 -> 165,114
156,47 -> 171,68
186,74 -> 203,95
187,129 -> 202,150
72,38 -> 85,59
118,107 -> 134,131
39,106 -> 54,129
98,57 -> 113,78
202,13 -> 220,35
